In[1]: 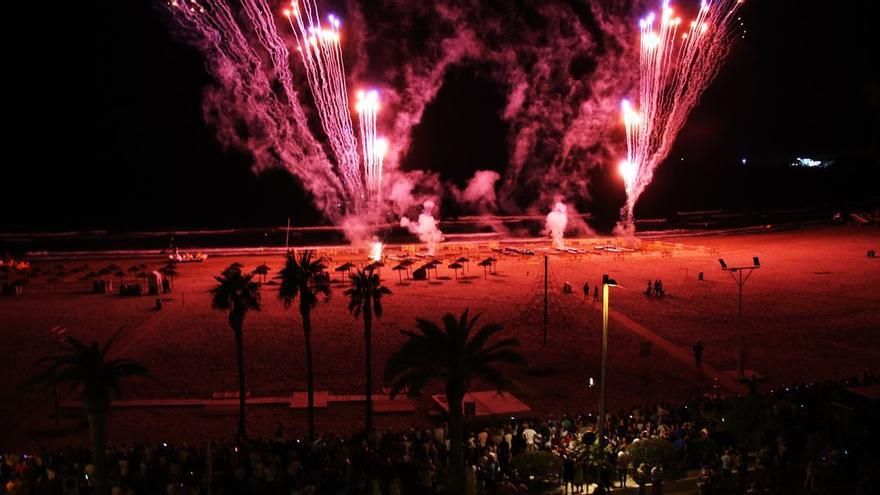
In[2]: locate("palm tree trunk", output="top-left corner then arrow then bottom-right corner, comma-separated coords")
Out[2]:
364,305 -> 373,432
301,307 -> 316,441
87,412 -> 110,495
234,326 -> 247,439
446,383 -> 466,495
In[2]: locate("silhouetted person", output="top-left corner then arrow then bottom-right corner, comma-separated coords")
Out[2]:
593,286 -> 599,302
693,340 -> 703,367
155,298 -> 163,311
698,271 -> 704,281
653,279 -> 664,297
583,282 -> 590,301
646,280 -> 653,297
651,465 -> 664,495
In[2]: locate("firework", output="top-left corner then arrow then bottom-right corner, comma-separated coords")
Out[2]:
355,89 -> 388,207
369,241 -> 384,261
284,1 -> 363,206
619,0 -> 744,228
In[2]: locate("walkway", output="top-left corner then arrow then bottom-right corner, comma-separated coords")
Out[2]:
591,301 -> 748,394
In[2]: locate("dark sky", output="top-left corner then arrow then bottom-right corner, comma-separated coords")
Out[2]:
5,0 -> 878,232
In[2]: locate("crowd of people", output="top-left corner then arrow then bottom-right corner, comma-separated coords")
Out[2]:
2,372 -> 877,494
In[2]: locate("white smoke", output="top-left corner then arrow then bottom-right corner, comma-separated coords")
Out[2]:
400,200 -> 445,254
544,202 -> 568,249
452,170 -> 501,212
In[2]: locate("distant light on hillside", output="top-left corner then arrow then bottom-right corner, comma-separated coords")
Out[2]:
791,157 -> 832,168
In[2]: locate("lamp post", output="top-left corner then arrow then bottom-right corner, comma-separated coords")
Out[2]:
718,257 -> 760,380
598,274 -> 617,453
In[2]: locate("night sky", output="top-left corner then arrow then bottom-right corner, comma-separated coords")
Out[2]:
5,0 -> 878,232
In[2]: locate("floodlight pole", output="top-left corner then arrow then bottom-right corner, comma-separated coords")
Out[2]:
285,217 -> 292,253
598,275 -> 616,454
598,282 -> 609,450
722,263 -> 759,380
594,274 -> 619,490
543,255 -> 549,346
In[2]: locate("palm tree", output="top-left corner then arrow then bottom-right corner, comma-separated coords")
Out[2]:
210,265 -> 260,439
277,250 -> 330,441
384,309 -> 527,494
344,267 -> 391,431
31,334 -> 149,495
252,263 -> 270,284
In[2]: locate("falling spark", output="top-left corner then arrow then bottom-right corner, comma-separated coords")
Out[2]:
619,0 -> 745,228
356,89 -> 388,207
284,1 -> 363,207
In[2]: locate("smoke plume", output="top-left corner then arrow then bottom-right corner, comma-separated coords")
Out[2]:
544,202 -> 569,249
451,170 -> 501,212
400,200 -> 444,254
165,0 -> 646,230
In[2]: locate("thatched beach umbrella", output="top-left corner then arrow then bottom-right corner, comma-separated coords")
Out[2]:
419,264 -> 433,280
399,258 -> 415,278
478,258 -> 493,279
456,256 -> 470,273
448,262 -> 463,279
136,272 -> 149,287
160,265 -> 179,288
428,259 -> 443,277
252,263 -> 270,284
392,264 -> 407,282
368,260 -> 385,277
334,262 -> 354,281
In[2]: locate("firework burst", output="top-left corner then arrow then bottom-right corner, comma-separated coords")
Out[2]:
619,0 -> 745,229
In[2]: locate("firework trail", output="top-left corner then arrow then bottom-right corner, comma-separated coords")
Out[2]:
166,0 -> 347,215
283,1 -> 364,207
168,0 -> 392,223
355,89 -> 388,208
619,0 -> 744,230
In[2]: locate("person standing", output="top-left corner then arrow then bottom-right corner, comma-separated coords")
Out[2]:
693,340 -> 704,367
583,282 -> 590,301
803,461 -> 815,492
635,463 -> 649,495
618,448 -> 633,488
563,455 -> 575,494
651,465 -> 664,495
593,286 -> 599,302
521,423 -> 538,453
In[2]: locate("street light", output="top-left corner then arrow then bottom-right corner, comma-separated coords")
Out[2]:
718,257 -> 760,380
598,274 -> 617,453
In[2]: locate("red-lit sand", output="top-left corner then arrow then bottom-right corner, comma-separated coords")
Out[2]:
2,226 -> 878,449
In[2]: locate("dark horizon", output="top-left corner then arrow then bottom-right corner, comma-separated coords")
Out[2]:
4,0 -> 878,233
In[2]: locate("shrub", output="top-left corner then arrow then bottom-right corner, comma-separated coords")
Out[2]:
628,438 -> 677,472
510,451 -> 563,490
